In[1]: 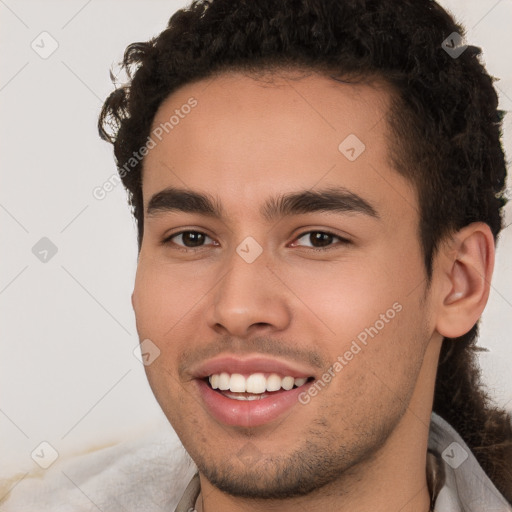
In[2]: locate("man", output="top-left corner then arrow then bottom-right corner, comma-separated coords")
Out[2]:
4,0 -> 509,510
95,0 -> 512,510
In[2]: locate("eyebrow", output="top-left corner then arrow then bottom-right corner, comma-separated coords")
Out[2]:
146,186 -> 379,222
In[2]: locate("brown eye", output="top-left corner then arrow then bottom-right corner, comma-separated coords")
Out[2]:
163,231 -> 214,249
292,231 -> 350,250
308,232 -> 334,248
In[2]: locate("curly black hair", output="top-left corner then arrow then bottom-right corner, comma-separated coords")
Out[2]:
98,0 -> 512,501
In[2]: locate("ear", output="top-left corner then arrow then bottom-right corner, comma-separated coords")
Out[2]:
435,222 -> 495,339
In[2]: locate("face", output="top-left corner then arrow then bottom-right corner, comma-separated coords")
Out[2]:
132,71 -> 438,497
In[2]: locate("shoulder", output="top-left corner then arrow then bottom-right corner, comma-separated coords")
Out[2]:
0,423 -> 196,511
429,412 -> 512,511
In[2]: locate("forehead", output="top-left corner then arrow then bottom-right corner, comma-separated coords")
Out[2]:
142,71 -> 416,223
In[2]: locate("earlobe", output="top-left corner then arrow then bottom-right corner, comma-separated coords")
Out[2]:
435,223 -> 495,339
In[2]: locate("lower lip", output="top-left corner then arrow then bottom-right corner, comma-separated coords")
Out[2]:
196,379 -> 310,427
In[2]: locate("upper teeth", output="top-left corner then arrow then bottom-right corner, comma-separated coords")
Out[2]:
208,373 -> 308,393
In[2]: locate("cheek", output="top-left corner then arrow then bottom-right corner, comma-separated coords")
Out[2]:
286,250 -> 428,387
132,262 -> 194,419
286,257 -> 407,341
315,302 -> 428,435
132,259 -> 204,339
132,259 -> 213,399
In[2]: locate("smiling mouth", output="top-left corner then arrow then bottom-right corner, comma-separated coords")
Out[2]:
204,372 -> 314,401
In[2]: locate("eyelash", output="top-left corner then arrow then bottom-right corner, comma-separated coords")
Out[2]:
161,230 -> 351,253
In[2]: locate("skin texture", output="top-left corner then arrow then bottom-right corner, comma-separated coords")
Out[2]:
131,71 -> 494,512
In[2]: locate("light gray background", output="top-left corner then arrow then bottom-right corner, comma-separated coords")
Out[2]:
1,0 -> 511,480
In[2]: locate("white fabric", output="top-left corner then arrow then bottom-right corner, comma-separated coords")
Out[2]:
0,423 -> 196,511
428,413 -> 511,511
1,413 -> 510,511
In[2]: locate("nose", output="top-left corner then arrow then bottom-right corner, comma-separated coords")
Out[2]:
206,247 -> 292,338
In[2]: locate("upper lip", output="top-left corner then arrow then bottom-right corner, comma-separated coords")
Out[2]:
191,355 -> 316,379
